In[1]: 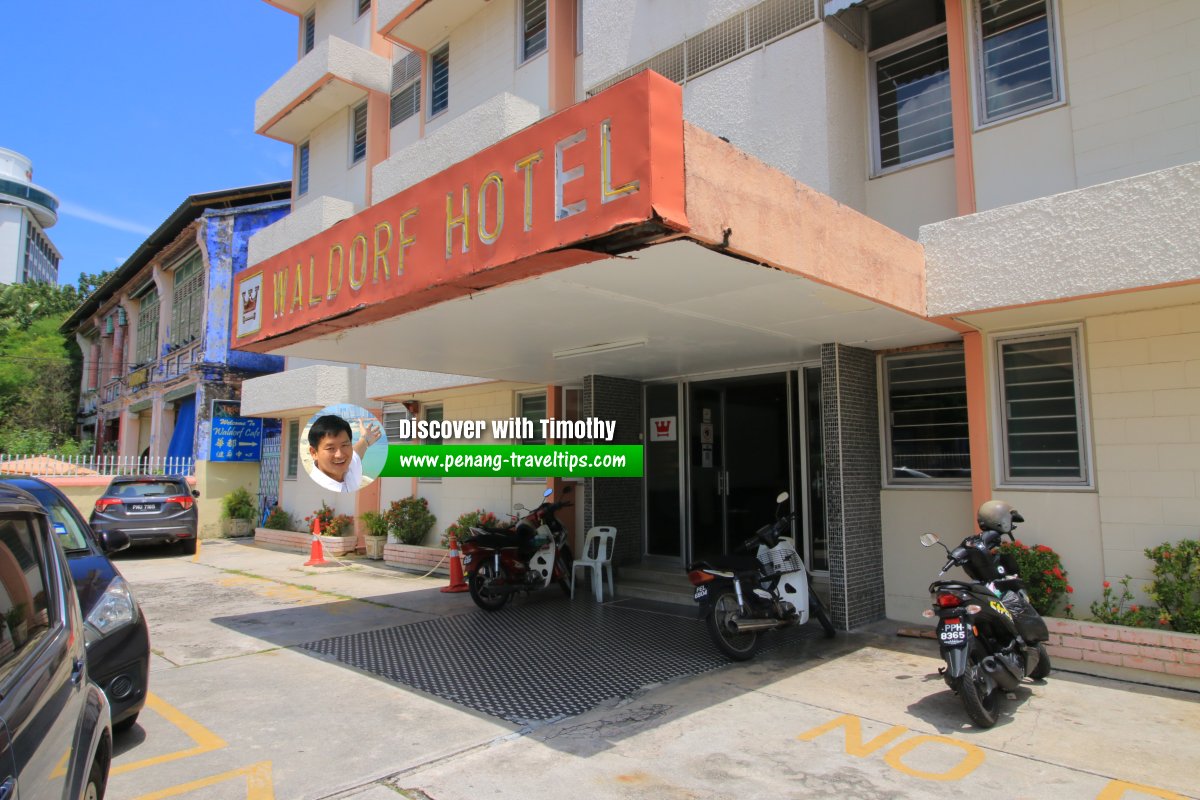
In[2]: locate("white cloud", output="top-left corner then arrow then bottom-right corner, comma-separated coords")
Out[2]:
59,201 -> 154,236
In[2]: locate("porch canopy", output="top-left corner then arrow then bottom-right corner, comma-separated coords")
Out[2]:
231,71 -> 954,383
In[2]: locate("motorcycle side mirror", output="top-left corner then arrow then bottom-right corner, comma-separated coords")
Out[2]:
543,488 -> 554,498
513,504 -> 526,513
919,533 -> 940,547
775,491 -> 789,504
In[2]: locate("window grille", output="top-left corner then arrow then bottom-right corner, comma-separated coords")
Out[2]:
521,0 -> 548,62
884,349 -> 970,484
423,405 -> 444,445
351,101 -> 368,163
304,10 -> 316,54
997,330 -> 1088,484
171,252 -> 204,346
976,0 -> 1059,122
136,289 -> 160,365
382,402 -> 410,441
390,51 -> 422,127
588,0 -> 816,96
873,32 -> 952,171
298,142 -> 310,196
519,393 -> 547,444
357,0 -> 371,18
286,419 -> 300,479
430,44 -> 450,116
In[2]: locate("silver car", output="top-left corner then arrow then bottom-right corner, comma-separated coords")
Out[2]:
89,476 -> 200,555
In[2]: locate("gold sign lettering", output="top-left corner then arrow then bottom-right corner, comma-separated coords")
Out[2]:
349,234 -> 368,290
373,222 -> 392,283
446,185 -> 470,259
478,172 -> 504,246
515,151 -> 543,232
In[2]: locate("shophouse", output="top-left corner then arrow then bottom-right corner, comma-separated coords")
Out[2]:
236,0 -> 1200,629
0,147 -> 61,285
64,183 -> 291,536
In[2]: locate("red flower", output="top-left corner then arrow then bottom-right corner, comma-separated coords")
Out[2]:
1066,586 -> 1074,593
1035,545 -> 1052,553
1043,569 -> 1052,575
1131,605 -> 1140,613
1053,567 -> 1063,578
1104,581 -> 1111,589
1163,551 -> 1172,560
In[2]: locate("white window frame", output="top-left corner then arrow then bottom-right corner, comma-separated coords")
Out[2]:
381,401 -> 410,443
303,9 -> 316,55
518,0 -> 549,65
868,23 -> 954,178
880,347 -> 972,489
514,390 -> 548,484
350,101 -> 368,165
297,141 -> 310,196
390,51 -> 422,128
285,419 -> 300,480
970,0 -> 1065,130
428,42 -> 450,120
418,404 -> 443,483
992,325 -> 1093,489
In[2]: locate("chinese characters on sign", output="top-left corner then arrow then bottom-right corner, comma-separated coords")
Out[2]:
209,415 -> 263,462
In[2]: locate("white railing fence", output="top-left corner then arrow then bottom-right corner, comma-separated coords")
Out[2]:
0,454 -> 196,478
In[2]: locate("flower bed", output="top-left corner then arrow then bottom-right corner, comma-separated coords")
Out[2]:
1044,618 -> 1200,679
253,527 -> 356,556
384,543 -> 449,577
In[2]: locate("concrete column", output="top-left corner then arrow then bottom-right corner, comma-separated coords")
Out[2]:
117,407 -> 140,459
820,343 -> 885,631
148,394 -> 170,459
109,322 -> 126,384
581,375 -> 643,566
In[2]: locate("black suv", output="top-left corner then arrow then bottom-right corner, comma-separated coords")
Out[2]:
3,477 -> 151,733
90,475 -> 200,554
0,484 -> 111,798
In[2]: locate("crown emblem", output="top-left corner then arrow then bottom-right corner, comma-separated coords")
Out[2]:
654,420 -> 672,435
241,286 -> 259,321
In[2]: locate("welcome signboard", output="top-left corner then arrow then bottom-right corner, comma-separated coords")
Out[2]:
232,71 -> 687,351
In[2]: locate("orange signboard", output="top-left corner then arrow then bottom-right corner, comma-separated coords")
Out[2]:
233,71 -> 687,350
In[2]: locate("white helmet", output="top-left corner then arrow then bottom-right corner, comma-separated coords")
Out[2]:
977,500 -> 1023,534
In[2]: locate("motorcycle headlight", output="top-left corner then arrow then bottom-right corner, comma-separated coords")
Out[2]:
84,576 -> 139,644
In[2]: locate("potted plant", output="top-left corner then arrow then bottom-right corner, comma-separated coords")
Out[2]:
220,487 -> 258,537
263,506 -> 296,532
304,501 -> 356,556
385,497 -> 437,546
361,510 -> 389,560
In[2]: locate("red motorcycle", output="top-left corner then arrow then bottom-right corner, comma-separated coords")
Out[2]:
460,487 -> 575,612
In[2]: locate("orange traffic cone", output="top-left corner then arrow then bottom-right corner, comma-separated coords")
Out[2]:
304,517 -> 327,566
441,532 -> 469,593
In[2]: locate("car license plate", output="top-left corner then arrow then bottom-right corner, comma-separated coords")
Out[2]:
127,503 -> 160,513
693,585 -> 708,600
940,621 -> 967,645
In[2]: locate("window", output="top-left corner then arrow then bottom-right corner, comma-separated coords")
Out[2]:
429,43 -> 450,117
521,0 -> 548,62
171,252 -> 203,346
996,328 -> 1089,485
351,102 -> 368,164
419,405 -> 442,482
382,402 -> 410,441
519,392 -> 547,444
975,0 -> 1060,124
285,419 -> 300,479
356,0 -> 371,18
883,349 -> 971,484
0,514 -> 55,675
297,142 -> 310,196
870,0 -> 952,173
303,9 -> 316,54
390,51 -> 422,127
135,289 -> 159,365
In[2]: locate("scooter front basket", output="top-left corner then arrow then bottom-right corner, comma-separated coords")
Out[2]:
758,542 -> 803,575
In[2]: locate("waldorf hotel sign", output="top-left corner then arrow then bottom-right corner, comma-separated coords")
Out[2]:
233,72 -> 687,351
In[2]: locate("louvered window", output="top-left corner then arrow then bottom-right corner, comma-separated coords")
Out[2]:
429,44 -> 450,116
135,289 -> 160,365
171,252 -> 204,346
997,330 -> 1089,485
382,402 -> 410,442
521,0 -> 548,62
303,10 -> 316,54
872,29 -> 952,172
884,349 -> 970,484
286,419 -> 300,479
975,0 -> 1060,123
297,141 -> 310,196
390,51 -> 422,127
356,0 -> 371,18
351,101 -> 368,164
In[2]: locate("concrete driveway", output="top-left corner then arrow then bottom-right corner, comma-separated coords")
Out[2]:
105,540 -> 1198,800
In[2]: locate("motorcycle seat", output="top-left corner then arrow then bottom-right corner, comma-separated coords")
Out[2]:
467,532 -> 522,549
695,553 -> 761,575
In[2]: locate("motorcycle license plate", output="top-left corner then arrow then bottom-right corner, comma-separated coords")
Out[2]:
693,585 -> 708,600
940,621 -> 967,645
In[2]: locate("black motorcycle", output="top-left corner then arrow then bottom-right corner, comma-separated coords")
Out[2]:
686,492 -> 835,661
920,500 -> 1051,728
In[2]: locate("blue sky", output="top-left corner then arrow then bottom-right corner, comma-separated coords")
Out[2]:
1,3 -> 298,289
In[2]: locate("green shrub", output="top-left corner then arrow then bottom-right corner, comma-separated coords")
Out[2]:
1090,576 -> 1168,628
442,509 -> 510,548
998,540 -> 1073,617
304,501 -> 355,537
221,487 -> 257,521
1145,540 -> 1200,634
264,506 -> 296,531
361,510 -> 390,538
385,497 -> 437,545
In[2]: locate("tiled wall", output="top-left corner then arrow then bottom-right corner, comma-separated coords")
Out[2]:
583,375 -> 644,566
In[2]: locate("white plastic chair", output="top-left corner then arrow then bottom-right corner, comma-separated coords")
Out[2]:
571,526 -> 616,602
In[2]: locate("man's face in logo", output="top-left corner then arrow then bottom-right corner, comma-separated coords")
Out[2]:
310,430 -> 353,481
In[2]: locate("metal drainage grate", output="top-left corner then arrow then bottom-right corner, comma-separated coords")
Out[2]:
300,598 -> 823,725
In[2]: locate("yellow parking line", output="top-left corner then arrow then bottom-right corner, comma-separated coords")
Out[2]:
111,693 -> 227,776
130,761 -> 274,800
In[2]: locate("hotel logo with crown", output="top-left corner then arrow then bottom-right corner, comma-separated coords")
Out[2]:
237,274 -> 263,337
